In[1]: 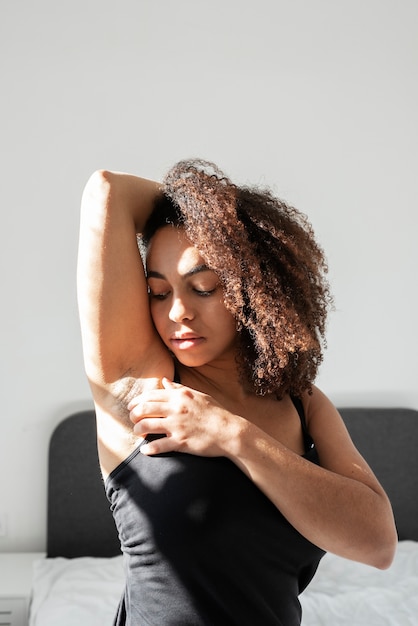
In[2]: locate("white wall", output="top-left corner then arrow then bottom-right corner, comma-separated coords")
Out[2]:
1,0 -> 417,552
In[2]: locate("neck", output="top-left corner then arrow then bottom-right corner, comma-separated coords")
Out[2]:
176,359 -> 254,406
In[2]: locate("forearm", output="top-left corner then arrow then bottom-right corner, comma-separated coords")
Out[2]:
126,373 -> 397,569
229,419 -> 397,568
80,169 -> 161,232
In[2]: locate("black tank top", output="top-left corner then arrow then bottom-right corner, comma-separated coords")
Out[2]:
106,383 -> 324,626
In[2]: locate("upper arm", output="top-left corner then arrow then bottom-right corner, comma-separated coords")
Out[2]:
303,386 -> 387,497
77,170 -> 172,397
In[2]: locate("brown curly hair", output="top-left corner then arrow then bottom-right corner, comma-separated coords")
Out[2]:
141,159 -> 333,398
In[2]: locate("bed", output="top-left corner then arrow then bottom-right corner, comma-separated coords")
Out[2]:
29,407 -> 418,625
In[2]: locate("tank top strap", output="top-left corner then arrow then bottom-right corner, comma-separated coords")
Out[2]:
173,362 -> 181,384
291,395 -> 316,456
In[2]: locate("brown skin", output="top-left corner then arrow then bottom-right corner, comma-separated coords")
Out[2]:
77,164 -> 397,573
160,159 -> 333,397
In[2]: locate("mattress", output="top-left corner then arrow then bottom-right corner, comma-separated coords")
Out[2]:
29,541 -> 418,625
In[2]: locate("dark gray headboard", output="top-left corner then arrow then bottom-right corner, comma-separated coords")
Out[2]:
47,410 -> 120,558
339,407 -> 418,542
47,407 -> 418,558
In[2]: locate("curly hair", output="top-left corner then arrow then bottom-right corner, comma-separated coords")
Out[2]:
141,159 -> 333,398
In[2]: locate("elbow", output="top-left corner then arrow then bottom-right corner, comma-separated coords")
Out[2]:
81,169 -> 113,210
348,532 -> 397,571
372,546 -> 397,570
373,532 -> 398,570
347,499 -> 398,570
364,489 -> 398,570
87,169 -> 113,186
368,518 -> 398,570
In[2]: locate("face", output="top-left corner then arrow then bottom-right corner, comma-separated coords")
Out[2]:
146,226 -> 237,368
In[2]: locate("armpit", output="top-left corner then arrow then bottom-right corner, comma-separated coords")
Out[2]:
109,374 -> 163,420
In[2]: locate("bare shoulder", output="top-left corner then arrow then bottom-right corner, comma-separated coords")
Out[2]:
301,386 -> 349,464
302,385 -> 341,427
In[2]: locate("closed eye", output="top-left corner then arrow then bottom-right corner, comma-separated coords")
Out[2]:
194,288 -> 216,297
148,287 -> 170,300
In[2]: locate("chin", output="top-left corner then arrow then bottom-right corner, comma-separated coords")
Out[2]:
174,355 -> 207,368
171,350 -> 211,368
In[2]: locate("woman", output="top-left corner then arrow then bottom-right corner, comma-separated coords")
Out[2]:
77,159 -> 397,625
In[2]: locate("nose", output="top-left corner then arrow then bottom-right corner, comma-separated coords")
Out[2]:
168,295 -> 194,323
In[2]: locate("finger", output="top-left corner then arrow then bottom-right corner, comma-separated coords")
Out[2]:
127,390 -> 167,411
140,434 -> 179,456
127,396 -> 139,411
133,418 -> 168,437
161,377 -> 183,390
129,401 -> 170,423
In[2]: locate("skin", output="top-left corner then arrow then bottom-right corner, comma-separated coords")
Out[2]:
77,170 -> 398,572
146,226 -> 238,372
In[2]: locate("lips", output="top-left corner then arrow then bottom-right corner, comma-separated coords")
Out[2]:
169,333 -> 205,350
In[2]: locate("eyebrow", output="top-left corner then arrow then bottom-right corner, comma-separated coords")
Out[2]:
147,264 -> 212,280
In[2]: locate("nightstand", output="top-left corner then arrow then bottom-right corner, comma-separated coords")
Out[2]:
0,553 -> 45,626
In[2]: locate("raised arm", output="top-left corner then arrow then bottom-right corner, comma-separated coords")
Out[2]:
77,170 -> 172,406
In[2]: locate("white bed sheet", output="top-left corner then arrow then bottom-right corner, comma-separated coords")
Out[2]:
300,541 -> 418,625
30,541 -> 418,626
29,555 -> 124,626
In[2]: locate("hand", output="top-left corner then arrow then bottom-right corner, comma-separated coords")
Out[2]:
128,378 -> 238,456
